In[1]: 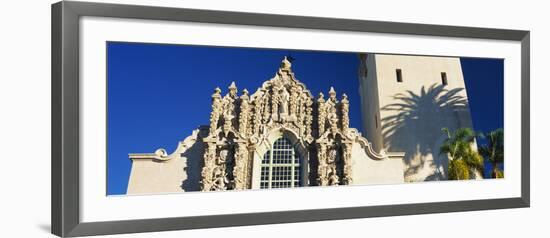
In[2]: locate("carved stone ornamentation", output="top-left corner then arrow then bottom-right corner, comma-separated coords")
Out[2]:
209,88 -> 222,136
341,94 -> 350,132
342,143 -> 353,185
317,93 -> 326,136
199,143 -> 217,191
233,143 -> 248,190
221,82 -> 239,137
239,89 -> 250,136
328,167 -> 340,186
199,57 -> 375,191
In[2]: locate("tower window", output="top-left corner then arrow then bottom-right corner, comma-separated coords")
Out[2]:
375,115 -> 378,129
260,137 -> 302,189
441,72 -> 448,85
396,69 -> 403,83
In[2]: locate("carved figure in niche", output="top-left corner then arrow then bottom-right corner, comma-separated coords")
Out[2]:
209,87 -> 222,134
317,92 -> 326,135
229,82 -> 238,98
217,149 -> 229,165
341,94 -> 350,131
211,167 -> 228,191
327,106 -> 339,134
279,87 -> 290,118
327,148 -> 339,164
222,98 -> 235,121
221,82 -> 238,135
329,87 -> 337,102
328,167 -> 340,186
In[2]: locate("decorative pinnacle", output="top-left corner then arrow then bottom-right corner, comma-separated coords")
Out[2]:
280,56 -> 292,70
212,87 -> 222,99
341,93 -> 349,103
228,81 -> 237,90
317,92 -> 325,101
329,87 -> 336,96
240,89 -> 249,100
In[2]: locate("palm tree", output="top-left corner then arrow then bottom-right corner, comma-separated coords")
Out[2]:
478,129 -> 504,178
440,127 -> 484,180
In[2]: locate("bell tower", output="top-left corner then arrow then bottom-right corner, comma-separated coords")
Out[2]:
358,53 -> 475,182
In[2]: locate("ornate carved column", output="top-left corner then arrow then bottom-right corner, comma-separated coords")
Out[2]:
305,97 -> 313,140
233,142 -> 248,190
209,88 -> 222,136
252,93 -> 262,136
239,89 -> 250,136
317,92 -> 326,136
316,143 -> 328,186
342,142 -> 353,185
341,94 -> 350,132
200,143 -> 218,191
326,147 -> 340,186
327,87 -> 339,136
271,87 -> 279,121
221,82 -> 238,136
289,86 -> 299,118
262,93 -> 270,124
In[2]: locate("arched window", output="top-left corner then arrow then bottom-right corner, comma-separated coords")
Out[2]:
260,137 -> 301,189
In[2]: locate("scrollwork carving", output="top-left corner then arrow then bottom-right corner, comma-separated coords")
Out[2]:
232,143 -> 248,190
341,94 -> 350,132
239,89 -> 250,136
200,57 -> 365,190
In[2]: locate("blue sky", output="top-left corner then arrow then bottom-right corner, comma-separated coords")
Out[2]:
107,42 -> 503,195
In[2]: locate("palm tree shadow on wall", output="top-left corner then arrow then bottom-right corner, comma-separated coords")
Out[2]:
381,84 -> 469,181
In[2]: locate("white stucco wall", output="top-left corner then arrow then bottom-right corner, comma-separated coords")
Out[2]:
127,156 -> 187,194
126,128 -> 207,195
360,53 -> 475,182
351,142 -> 405,185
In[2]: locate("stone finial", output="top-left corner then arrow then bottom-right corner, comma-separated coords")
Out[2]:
318,92 -> 325,101
329,87 -> 336,96
212,87 -> 222,99
228,81 -> 238,98
240,89 -> 249,100
329,87 -> 337,101
280,56 -> 292,70
341,93 -> 349,104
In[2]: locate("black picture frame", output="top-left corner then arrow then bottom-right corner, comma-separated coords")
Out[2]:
51,1 -> 530,237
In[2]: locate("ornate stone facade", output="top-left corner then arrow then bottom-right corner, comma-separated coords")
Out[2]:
127,57 -> 405,195
200,57 -> 376,191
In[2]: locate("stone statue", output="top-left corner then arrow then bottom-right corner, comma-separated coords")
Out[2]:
327,106 -> 339,134
217,149 -> 229,165
209,87 -> 222,135
221,83 -> 238,135
317,92 -> 326,134
211,167 -> 228,191
327,148 -> 339,164
341,94 -> 350,131
328,167 -> 340,186
279,87 -> 290,119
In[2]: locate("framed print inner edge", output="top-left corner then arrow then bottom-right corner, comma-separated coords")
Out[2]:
51,1 -> 530,237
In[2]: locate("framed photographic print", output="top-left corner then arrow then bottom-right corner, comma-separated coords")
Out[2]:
51,1 -> 530,237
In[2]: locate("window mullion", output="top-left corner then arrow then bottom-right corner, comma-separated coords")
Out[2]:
268,145 -> 273,189
291,147 -> 295,188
